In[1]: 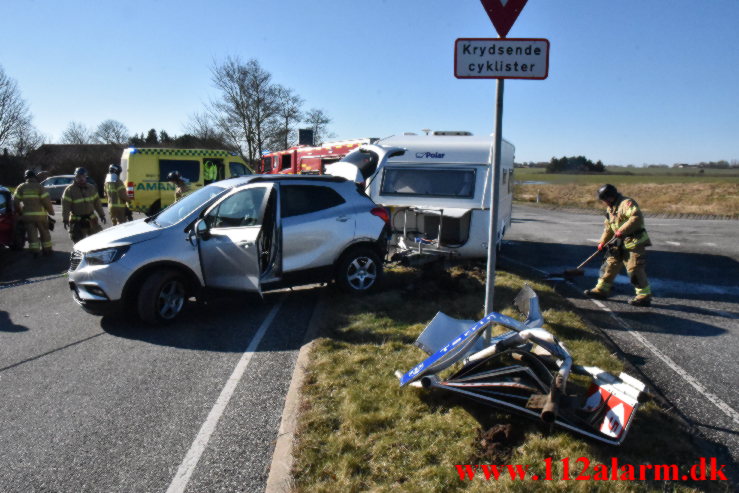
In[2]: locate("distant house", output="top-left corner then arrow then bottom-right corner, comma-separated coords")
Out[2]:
26,144 -> 125,193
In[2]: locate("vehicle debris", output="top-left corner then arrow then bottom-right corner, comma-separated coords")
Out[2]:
396,285 -> 647,445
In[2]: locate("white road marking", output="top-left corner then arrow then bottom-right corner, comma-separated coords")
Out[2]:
703,242 -> 717,247
587,238 -> 601,243
664,241 -> 681,246
589,299 -> 739,426
167,297 -> 286,493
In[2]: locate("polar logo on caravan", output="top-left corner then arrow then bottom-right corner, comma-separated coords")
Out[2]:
415,152 -> 446,159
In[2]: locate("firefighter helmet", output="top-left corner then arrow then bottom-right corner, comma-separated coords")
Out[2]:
167,171 -> 181,181
74,167 -> 88,176
109,164 -> 121,174
597,184 -> 618,201
24,169 -> 37,180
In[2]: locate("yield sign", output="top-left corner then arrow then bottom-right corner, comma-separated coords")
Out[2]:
479,0 -> 528,38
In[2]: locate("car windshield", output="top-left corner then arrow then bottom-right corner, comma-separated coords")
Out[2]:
153,184 -> 229,227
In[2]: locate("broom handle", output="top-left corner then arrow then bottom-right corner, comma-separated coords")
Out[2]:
576,237 -> 617,270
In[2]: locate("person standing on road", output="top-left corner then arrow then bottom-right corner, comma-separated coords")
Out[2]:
584,184 -> 653,307
203,160 -> 218,185
12,170 -> 55,257
104,164 -> 131,225
62,167 -> 106,243
167,171 -> 190,201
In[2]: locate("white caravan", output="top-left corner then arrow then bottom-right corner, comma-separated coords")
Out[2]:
326,131 -> 514,260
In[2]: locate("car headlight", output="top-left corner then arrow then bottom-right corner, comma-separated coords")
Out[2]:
85,245 -> 129,265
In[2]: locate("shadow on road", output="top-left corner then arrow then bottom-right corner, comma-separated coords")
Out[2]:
99,290 -> 312,353
504,240 -> 739,303
0,249 -> 69,283
0,310 -> 29,332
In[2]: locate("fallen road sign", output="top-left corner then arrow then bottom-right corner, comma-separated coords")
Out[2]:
455,38 -> 549,79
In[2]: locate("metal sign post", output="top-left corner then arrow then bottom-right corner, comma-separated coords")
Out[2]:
457,0 -> 550,343
484,79 -> 504,342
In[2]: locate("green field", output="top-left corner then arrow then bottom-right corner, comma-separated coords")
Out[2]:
514,167 -> 739,185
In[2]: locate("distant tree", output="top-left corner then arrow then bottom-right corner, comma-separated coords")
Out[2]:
93,119 -> 130,145
145,128 -> 158,145
271,85 -> 303,150
185,112 -> 223,142
546,155 -> 604,173
304,108 -> 333,146
0,65 -> 34,152
12,121 -> 46,157
60,121 -> 93,144
209,57 -> 280,163
159,130 -> 172,144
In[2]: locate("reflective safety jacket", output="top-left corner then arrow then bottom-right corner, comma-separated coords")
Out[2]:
13,180 -> 54,219
204,161 -> 218,181
104,175 -> 129,209
599,195 -> 651,250
62,182 -> 105,222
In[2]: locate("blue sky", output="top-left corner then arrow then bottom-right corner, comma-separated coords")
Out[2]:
1,0 -> 737,165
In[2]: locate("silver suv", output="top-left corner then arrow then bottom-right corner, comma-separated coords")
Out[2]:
68,175 -> 389,324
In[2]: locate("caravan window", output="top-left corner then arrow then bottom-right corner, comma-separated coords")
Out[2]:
380,168 -> 476,198
159,160 -> 200,183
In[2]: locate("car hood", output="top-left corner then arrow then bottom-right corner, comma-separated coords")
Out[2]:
74,218 -> 163,252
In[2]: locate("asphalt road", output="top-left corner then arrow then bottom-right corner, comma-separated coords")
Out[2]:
502,204 -> 739,469
0,206 -> 318,492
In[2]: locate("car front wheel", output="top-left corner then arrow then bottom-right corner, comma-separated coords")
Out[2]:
335,247 -> 382,294
137,269 -> 187,324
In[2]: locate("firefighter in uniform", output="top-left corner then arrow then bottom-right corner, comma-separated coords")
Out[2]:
104,164 -> 131,225
167,171 -> 191,201
203,160 -> 218,185
584,184 -> 653,307
62,167 -> 106,243
12,170 -> 55,257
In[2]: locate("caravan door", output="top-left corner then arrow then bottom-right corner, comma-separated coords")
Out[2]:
198,184 -> 277,292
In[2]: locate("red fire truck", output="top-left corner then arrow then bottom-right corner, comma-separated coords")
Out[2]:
260,138 -> 377,175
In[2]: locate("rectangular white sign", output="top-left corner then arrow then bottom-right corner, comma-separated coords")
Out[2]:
455,38 -> 549,80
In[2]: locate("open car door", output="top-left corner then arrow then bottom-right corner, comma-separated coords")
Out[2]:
198,183 -> 278,292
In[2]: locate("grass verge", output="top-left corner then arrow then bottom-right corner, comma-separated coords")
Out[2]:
292,263 -> 729,492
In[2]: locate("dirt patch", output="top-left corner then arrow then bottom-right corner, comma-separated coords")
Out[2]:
475,423 -> 525,463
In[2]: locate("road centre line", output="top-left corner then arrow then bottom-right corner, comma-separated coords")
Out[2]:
664,241 -> 681,246
589,299 -> 739,426
167,296 -> 286,493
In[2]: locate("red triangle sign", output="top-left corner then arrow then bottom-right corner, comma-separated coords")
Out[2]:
480,0 -> 528,38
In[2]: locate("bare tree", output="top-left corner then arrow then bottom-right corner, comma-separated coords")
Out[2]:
270,85 -> 304,151
93,119 -> 130,145
12,121 -> 46,157
0,65 -> 33,151
304,108 -> 333,146
185,111 -> 222,141
60,121 -> 93,144
210,57 -> 280,163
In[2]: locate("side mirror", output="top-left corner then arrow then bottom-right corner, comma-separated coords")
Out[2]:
193,218 -> 210,240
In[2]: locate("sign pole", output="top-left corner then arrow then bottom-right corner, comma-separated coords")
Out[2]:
484,78 -> 504,343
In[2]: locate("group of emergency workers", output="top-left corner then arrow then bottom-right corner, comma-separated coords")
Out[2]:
12,164 -> 133,253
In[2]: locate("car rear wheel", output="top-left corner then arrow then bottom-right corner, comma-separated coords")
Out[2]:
137,269 -> 187,324
335,247 -> 382,294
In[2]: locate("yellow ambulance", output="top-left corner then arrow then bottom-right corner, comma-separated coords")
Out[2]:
119,148 -> 251,215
